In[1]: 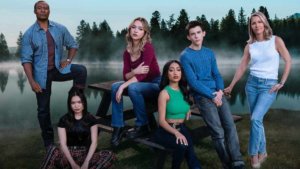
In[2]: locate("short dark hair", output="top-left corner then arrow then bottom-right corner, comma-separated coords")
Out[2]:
34,1 -> 48,11
185,21 -> 205,35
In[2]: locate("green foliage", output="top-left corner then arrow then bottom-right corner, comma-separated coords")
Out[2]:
73,7 -> 300,61
15,31 -> 23,57
150,10 -> 161,37
1,6 -> 297,62
220,9 -> 239,45
16,6 -> 295,61
0,33 -> 10,60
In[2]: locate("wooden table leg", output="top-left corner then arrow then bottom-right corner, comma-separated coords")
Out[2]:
96,91 -> 111,117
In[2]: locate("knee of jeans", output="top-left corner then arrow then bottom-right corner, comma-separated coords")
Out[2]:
111,82 -> 122,93
211,128 -> 225,139
74,65 -> 87,76
37,107 -> 50,116
250,119 -> 262,127
127,84 -> 140,95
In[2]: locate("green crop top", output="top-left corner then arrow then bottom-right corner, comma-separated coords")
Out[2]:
165,86 -> 190,119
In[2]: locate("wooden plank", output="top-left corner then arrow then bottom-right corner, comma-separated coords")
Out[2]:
88,81 -> 118,92
134,137 -> 169,151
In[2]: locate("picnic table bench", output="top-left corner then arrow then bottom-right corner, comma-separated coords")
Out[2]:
88,81 -> 243,169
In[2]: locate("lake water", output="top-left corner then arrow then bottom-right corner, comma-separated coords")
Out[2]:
0,61 -> 299,130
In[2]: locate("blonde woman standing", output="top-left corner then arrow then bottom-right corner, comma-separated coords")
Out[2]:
225,12 -> 291,168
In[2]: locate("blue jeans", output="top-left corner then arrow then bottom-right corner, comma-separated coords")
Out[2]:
194,96 -> 244,169
111,77 -> 160,127
36,64 -> 87,147
245,75 -> 277,156
151,124 -> 201,169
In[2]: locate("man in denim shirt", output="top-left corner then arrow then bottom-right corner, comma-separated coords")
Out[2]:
21,1 -> 87,148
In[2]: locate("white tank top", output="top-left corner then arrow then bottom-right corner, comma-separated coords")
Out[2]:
249,36 -> 280,80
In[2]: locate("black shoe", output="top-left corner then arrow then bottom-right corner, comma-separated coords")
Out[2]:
111,127 -> 125,147
127,125 -> 150,139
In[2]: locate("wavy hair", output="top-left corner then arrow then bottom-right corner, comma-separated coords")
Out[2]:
247,12 -> 273,44
126,17 -> 152,54
160,60 -> 192,105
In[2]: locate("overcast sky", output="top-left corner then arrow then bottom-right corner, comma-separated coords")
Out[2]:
0,0 -> 299,47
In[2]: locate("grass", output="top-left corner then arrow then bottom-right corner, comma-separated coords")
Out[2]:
1,109 -> 300,169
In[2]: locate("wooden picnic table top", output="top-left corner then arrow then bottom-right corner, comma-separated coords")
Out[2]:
88,81 -> 242,121
88,80 -> 119,92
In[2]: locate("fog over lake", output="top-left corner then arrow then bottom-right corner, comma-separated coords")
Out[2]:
0,56 -> 299,130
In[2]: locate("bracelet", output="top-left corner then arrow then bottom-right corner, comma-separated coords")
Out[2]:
279,82 -> 284,86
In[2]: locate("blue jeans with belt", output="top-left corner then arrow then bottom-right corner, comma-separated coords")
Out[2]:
194,96 -> 244,169
36,64 -> 87,147
246,75 -> 277,156
151,124 -> 201,169
111,76 -> 160,127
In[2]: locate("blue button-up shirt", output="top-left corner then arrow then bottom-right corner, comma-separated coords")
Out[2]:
21,20 -> 78,89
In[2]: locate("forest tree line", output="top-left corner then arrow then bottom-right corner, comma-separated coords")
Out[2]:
0,6 -> 299,61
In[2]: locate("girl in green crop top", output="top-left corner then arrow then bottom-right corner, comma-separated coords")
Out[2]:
151,60 -> 201,169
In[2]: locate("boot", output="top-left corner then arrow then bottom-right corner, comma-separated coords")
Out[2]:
127,125 -> 150,139
111,127 -> 125,147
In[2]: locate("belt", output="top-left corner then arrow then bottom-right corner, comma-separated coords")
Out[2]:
69,146 -> 87,150
168,123 -> 183,130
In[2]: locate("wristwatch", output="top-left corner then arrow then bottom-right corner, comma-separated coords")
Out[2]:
66,58 -> 72,63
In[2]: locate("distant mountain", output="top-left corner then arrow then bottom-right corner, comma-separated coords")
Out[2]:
290,13 -> 300,19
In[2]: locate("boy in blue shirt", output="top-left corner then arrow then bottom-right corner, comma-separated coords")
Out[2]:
180,21 -> 245,169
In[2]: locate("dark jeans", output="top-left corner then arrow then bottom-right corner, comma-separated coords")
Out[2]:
36,64 -> 87,147
151,124 -> 201,169
194,96 -> 244,169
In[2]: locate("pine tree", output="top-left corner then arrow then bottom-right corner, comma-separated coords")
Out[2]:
97,20 -> 114,61
16,31 -> 23,57
172,9 -> 189,48
76,20 -> 91,59
196,14 -> 210,32
0,33 -> 10,60
209,19 -> 220,44
150,11 -> 161,36
166,14 -> 175,30
160,19 -> 168,33
237,7 -> 248,45
220,9 -> 239,45
258,6 -> 272,27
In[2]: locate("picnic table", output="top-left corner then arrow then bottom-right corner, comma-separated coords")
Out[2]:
88,80 -> 243,168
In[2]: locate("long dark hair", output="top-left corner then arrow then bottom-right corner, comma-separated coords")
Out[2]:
65,87 -> 89,128
159,60 -> 192,105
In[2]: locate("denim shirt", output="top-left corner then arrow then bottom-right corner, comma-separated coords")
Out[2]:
20,20 -> 78,89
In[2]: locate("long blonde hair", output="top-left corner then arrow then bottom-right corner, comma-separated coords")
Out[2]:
247,12 -> 273,44
126,17 -> 151,55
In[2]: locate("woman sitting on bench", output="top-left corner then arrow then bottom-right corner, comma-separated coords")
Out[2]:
151,60 -> 201,169
110,17 -> 161,147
